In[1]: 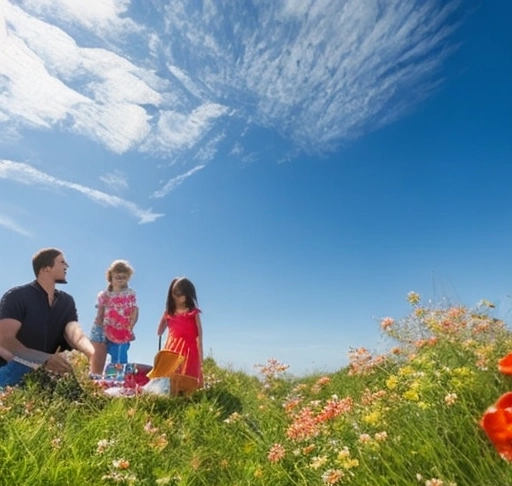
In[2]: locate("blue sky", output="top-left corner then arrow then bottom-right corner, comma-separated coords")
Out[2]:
0,0 -> 511,376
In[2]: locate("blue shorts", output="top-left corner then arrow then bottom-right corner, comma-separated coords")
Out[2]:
107,342 -> 130,364
0,360 -> 32,387
90,325 -> 106,344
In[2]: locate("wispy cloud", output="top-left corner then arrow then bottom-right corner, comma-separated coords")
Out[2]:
153,165 -> 206,199
0,1 -> 225,156
1,0 -> 463,158
141,103 -> 229,156
0,213 -> 32,237
18,0 -> 141,38
158,1 -> 462,151
99,170 -> 129,192
0,160 -> 163,223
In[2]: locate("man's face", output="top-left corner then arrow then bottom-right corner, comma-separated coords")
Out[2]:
51,254 -> 69,284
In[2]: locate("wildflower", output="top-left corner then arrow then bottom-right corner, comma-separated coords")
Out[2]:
286,407 -> 320,441
343,458 -> 359,469
151,434 -> 168,451
362,410 -> 381,426
336,447 -> 359,469
348,347 -> 385,376
399,366 -> 414,377
403,389 -> 419,401
444,393 -> 458,406
255,357 -> 290,380
380,317 -> 394,331
267,443 -> 286,463
191,455 -> 201,470
374,431 -> 388,442
283,397 -> 302,414
224,411 -> 243,423
337,446 -> 350,459
112,458 -> 130,469
481,391 -> 512,460
156,478 -> 172,485
144,421 -> 158,434
316,376 -> 331,386
50,437 -> 62,449
498,353 -> 512,375
96,439 -> 115,454
310,455 -> 328,469
317,396 -> 353,422
302,444 -> 316,455
361,388 -> 387,405
358,433 -> 372,444
312,376 -> 331,393
407,291 -> 420,305
321,468 -> 344,484
425,479 -> 444,486
478,299 -> 495,308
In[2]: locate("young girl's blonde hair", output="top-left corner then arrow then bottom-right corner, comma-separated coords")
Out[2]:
106,260 -> 134,291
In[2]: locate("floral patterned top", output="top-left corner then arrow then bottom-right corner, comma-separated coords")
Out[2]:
97,288 -> 137,344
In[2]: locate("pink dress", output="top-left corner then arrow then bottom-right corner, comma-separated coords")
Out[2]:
98,288 -> 137,344
164,308 -> 202,385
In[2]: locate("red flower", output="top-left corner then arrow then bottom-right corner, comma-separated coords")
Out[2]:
481,391 -> 512,461
498,353 -> 512,375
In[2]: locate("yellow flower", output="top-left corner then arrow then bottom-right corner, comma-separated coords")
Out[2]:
362,410 -> 381,426
386,375 -> 398,390
337,447 -> 350,460
310,455 -> 328,469
398,366 -> 414,377
403,389 -> 419,401
343,458 -> 359,469
407,291 -> 421,305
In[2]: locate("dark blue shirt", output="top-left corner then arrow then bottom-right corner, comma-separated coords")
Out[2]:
0,281 -> 77,353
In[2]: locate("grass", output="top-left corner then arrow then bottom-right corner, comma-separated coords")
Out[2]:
1,292 -> 511,485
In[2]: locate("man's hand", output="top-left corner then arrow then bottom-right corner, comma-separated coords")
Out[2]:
0,345 -> 13,362
43,351 -> 73,374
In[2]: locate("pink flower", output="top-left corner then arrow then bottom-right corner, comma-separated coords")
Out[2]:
321,469 -> 344,484
267,443 -> 286,463
380,317 -> 394,331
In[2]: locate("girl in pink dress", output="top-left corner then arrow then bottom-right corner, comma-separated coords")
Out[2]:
157,277 -> 203,391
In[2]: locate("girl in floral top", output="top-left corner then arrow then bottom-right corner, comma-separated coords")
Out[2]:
89,260 -> 138,375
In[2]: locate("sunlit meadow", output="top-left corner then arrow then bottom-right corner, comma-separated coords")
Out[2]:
1,293 -> 512,486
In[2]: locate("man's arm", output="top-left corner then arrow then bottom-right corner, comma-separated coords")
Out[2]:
0,317 -> 71,372
64,321 -> 95,360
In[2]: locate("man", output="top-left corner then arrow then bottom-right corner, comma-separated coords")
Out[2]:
0,248 -> 95,386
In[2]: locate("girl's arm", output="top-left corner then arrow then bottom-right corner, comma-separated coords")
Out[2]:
94,292 -> 106,326
93,305 -> 105,326
130,307 -> 139,330
156,312 -> 167,336
196,314 -> 204,361
130,291 -> 139,330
